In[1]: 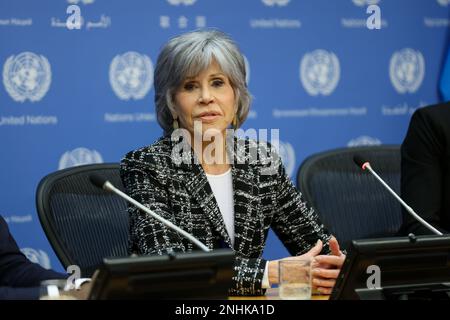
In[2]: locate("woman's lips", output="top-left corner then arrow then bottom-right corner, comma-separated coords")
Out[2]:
195,113 -> 221,122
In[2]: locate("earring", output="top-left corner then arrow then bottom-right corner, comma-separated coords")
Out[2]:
232,115 -> 238,129
173,117 -> 179,129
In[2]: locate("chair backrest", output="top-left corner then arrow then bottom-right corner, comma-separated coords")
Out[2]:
36,163 -> 129,277
297,146 -> 402,250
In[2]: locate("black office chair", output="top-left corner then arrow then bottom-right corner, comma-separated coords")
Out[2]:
36,163 -> 129,277
297,146 -> 403,250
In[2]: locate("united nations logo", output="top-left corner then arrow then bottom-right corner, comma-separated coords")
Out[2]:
389,48 -> 425,94
3,52 -> 51,103
300,49 -> 340,96
437,0 -> 450,6
59,147 -> 103,170
262,0 -> 290,6
167,0 -> 197,5
274,141 -> 296,177
352,0 -> 380,6
21,248 -> 51,269
109,51 -> 153,100
347,135 -> 382,147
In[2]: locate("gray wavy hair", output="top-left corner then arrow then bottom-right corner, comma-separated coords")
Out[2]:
154,29 -> 252,135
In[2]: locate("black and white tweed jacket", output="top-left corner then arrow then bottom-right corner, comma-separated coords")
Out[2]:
120,135 -> 332,296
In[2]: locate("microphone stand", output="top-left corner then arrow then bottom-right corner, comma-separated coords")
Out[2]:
96,178 -> 211,252
362,162 -> 443,236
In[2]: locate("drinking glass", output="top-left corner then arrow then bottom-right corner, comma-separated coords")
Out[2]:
279,259 -> 312,300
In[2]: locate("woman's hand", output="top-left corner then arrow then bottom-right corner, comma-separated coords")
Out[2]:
268,239 -> 324,285
311,236 -> 346,295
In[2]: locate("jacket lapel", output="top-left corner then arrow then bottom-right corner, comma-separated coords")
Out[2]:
171,136 -> 262,253
175,139 -> 233,248
229,138 -> 262,255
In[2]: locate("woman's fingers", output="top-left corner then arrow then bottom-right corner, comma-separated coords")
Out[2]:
312,277 -> 336,288
312,268 -> 340,279
315,287 -> 333,295
310,239 -> 323,255
314,262 -> 332,270
328,236 -> 342,256
314,254 -> 345,268
304,239 -> 323,258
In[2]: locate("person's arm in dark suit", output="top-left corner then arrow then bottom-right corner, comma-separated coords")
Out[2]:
0,217 -> 67,300
400,107 -> 446,235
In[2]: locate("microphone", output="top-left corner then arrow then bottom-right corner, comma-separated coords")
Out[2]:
352,155 -> 443,236
89,174 -> 210,252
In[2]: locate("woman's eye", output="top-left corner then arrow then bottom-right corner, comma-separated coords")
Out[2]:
183,83 -> 196,91
212,79 -> 224,87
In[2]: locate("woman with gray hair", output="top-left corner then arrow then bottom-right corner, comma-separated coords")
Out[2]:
120,29 -> 345,296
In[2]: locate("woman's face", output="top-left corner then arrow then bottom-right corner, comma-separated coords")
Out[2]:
173,60 -> 236,138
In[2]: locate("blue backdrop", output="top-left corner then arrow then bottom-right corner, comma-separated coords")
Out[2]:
1,0 -> 448,273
